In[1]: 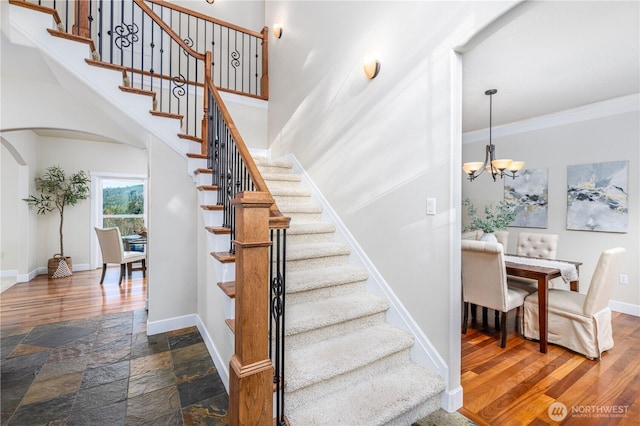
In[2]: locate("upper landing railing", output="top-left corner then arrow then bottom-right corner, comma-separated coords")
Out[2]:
22,0 -> 268,139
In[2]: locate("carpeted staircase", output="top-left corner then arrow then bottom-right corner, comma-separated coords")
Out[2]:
255,157 -> 445,425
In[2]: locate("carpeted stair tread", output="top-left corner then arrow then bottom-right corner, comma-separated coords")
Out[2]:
286,324 -> 414,392
286,363 -> 446,426
287,221 -> 336,236
277,203 -> 323,214
270,186 -> 312,197
285,292 -> 388,336
286,242 -> 351,261
287,265 -> 368,294
261,172 -> 302,182
254,157 -> 293,169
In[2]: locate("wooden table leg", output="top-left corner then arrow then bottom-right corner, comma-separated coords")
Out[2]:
570,280 -> 579,292
537,275 -> 549,353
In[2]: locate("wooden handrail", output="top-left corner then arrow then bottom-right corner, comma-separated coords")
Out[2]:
133,0 -> 205,61
205,78 -> 290,229
145,0 -> 265,39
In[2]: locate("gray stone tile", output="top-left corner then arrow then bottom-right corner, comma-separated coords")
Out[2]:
66,400 -> 126,426
80,360 -> 130,389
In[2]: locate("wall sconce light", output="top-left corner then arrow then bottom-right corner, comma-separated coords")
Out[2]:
273,24 -> 283,39
205,0 -> 214,4
363,56 -> 380,79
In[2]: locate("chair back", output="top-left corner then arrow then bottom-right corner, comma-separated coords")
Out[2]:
461,240 -> 509,312
95,227 -> 125,264
462,230 -> 483,240
583,247 -> 625,316
517,232 -> 558,259
494,230 -> 509,251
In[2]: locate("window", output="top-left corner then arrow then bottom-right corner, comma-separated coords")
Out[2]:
102,179 -> 146,236
91,174 -> 147,268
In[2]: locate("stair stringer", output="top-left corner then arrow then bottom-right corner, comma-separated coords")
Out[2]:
278,153 -> 457,409
7,4 -> 191,159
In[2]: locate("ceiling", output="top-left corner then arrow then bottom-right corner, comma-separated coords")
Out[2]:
461,1 -> 640,133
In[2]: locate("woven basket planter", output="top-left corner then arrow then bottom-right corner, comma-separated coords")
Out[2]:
48,255 -> 73,279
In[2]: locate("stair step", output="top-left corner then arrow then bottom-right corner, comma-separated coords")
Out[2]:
194,168 -> 212,175
270,187 -> 312,204
218,281 -> 235,298
285,292 -> 388,338
206,226 -> 230,235
287,363 -> 445,426
262,172 -> 302,183
197,185 -> 218,191
178,133 -> 202,143
200,204 -> 223,211
187,153 -> 207,159
276,203 -> 323,222
47,28 -> 96,55
286,324 -> 413,392
287,265 -> 368,294
119,85 -> 156,99
150,110 -> 183,121
286,222 -> 336,244
211,251 -> 235,263
285,242 -> 351,271
254,157 -> 293,170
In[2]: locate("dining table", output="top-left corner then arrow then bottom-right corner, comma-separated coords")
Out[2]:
504,255 -> 582,353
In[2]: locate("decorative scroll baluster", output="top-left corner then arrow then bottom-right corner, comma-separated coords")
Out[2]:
270,229 -> 287,426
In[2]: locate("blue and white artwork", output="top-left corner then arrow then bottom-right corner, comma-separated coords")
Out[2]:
567,161 -> 628,233
504,168 -> 548,228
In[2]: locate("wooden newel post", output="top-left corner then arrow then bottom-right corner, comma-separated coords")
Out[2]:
229,191 -> 274,426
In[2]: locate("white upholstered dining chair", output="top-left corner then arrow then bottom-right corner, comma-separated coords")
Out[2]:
517,232 -> 559,259
461,240 -> 529,348
95,227 -> 146,285
523,247 -> 625,359
509,232 -> 560,292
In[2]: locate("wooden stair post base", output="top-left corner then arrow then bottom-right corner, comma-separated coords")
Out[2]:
228,191 -> 274,426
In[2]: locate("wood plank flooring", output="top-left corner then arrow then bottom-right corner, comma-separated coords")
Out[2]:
2,270 -> 639,425
460,309 -> 640,425
0,268 -> 146,332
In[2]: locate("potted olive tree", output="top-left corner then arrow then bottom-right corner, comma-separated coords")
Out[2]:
24,165 -> 90,278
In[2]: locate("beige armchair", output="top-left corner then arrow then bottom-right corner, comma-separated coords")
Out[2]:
95,227 -> 146,285
523,247 -> 625,359
461,240 -> 530,348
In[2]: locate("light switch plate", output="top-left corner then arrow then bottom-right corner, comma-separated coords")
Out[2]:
426,198 -> 436,215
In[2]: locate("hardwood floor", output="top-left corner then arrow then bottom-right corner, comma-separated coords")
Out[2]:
460,309 -> 640,425
2,270 -> 639,425
0,268 -> 146,332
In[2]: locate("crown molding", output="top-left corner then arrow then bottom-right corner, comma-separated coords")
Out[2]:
462,93 -> 640,144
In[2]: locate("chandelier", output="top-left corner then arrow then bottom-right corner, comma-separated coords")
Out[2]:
463,89 -> 525,181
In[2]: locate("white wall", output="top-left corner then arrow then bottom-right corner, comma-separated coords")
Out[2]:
147,137 -> 198,322
462,98 -> 640,314
265,0 -> 519,404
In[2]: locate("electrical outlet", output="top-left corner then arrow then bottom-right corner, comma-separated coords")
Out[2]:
619,274 -> 628,285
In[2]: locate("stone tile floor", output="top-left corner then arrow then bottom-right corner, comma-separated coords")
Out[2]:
1,309 -> 228,425
1,308 -> 476,426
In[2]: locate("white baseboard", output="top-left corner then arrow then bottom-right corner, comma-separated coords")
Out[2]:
146,313 -> 198,336
146,313 -> 230,394
610,300 -> 640,317
441,385 -> 464,413
195,315 -> 230,393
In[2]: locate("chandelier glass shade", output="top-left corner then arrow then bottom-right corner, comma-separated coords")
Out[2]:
463,89 -> 525,181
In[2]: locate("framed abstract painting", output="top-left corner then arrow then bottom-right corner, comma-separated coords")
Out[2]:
566,160 -> 628,233
504,168 -> 549,228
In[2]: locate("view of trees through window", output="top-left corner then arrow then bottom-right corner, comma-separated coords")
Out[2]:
102,183 -> 145,236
